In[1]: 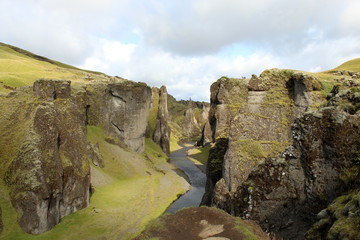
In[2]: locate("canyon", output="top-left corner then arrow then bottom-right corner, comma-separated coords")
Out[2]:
0,42 -> 359,240
200,66 -> 360,239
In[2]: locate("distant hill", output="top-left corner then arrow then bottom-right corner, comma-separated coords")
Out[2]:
0,42 -> 113,94
331,58 -> 360,72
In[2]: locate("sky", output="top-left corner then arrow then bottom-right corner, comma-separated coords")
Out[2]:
1,0 -> 360,101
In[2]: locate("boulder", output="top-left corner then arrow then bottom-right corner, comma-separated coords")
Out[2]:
134,207 -> 270,240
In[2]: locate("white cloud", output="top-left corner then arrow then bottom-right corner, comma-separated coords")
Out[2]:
1,0 -> 360,101
78,39 -> 280,101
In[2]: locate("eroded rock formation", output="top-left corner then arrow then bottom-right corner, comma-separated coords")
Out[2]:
152,86 -> 171,155
182,101 -> 202,138
2,79 -> 154,234
201,69 -> 360,239
85,81 -> 151,153
0,207 -> 3,234
234,107 -> 359,239
5,80 -> 90,234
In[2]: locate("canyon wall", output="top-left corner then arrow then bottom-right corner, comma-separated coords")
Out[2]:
201,69 -> 360,239
1,79 -> 153,234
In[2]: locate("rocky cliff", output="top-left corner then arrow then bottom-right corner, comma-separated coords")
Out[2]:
0,78 -> 153,234
201,68 -> 360,239
0,207 -> 2,234
151,86 -> 171,155
3,80 -> 91,234
85,81 -> 151,153
167,96 -> 210,141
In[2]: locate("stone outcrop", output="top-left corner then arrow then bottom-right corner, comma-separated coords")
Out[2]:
134,207 -> 270,240
85,81 -> 151,153
33,79 -> 71,101
1,79 -> 154,234
181,101 -> 202,138
197,120 -> 213,146
202,69 -> 360,239
306,190 -> 360,240
152,86 -> 171,155
0,207 -> 2,234
5,80 -> 91,234
203,71 -> 318,205
233,106 -> 359,239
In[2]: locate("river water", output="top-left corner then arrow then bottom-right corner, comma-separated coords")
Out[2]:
165,143 -> 207,214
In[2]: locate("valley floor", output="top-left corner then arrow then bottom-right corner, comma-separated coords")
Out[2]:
0,172 -> 188,240
0,127 -> 190,240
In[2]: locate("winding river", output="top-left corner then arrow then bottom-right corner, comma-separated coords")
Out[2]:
166,143 -> 207,214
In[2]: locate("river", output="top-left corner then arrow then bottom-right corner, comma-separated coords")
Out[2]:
165,143 -> 207,214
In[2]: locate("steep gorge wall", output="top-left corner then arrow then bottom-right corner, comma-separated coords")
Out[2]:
234,106 -> 359,239
201,69 -> 360,239
85,81 -> 151,153
0,207 -> 2,234
4,80 -> 91,234
167,95 -> 210,141
1,79 -> 153,234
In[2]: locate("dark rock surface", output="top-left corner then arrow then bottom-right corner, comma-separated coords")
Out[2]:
234,107 -> 359,239
0,207 -> 3,234
33,79 -> 71,101
153,86 -> 171,155
86,81 -> 151,153
182,101 -> 202,138
1,79 -> 154,234
5,81 -> 91,234
201,70 -> 360,239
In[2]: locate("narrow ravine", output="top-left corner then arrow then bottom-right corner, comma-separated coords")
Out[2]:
166,143 -> 206,214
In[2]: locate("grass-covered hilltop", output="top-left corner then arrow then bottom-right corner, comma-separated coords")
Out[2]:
0,42 -> 359,240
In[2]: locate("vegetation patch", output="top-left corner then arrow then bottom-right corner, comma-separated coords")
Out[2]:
187,145 -> 210,165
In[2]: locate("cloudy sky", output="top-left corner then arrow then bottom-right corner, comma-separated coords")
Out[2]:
1,0 -> 360,101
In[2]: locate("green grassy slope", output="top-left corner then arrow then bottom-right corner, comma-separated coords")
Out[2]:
0,126 -> 189,240
0,43 -> 189,240
332,58 -> 360,72
0,42 -> 111,94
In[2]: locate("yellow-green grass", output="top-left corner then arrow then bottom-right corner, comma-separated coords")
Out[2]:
332,58 -> 360,72
0,175 -> 186,240
0,43 -> 109,94
0,125 -> 188,240
187,145 -> 210,165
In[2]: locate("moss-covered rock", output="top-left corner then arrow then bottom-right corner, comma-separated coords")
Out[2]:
0,207 -> 3,234
4,84 -> 91,234
201,138 -> 229,206
135,206 -> 270,240
306,191 -> 360,240
233,107 -> 359,240
152,86 -> 171,155
85,81 -> 152,153
202,68 -> 360,239
33,79 -> 71,101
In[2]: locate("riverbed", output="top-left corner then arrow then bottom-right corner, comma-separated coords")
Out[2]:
165,143 -> 206,214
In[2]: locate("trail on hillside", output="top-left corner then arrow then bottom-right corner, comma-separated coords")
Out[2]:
166,143 -> 206,214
